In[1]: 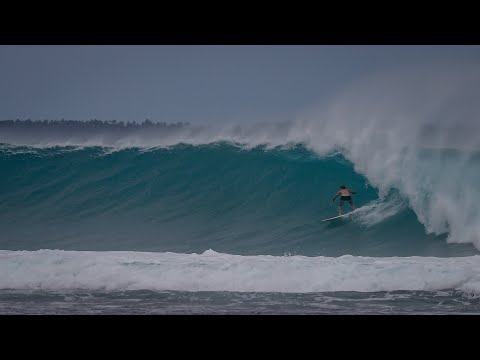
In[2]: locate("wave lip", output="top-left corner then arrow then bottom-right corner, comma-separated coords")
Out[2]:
2,249 -> 480,294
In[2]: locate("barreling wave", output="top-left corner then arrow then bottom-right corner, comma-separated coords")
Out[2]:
0,143 -> 477,256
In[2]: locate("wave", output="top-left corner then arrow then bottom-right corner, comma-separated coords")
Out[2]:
2,249 -> 480,293
2,143 -> 476,256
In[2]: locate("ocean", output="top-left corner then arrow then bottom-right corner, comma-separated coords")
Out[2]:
1,120 -> 479,314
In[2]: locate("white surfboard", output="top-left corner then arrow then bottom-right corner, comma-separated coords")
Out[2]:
321,212 -> 353,222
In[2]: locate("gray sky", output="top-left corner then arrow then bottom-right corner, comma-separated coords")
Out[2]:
1,45 -> 480,123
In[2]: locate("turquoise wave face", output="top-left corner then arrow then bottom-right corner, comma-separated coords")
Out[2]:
0,143 -> 476,257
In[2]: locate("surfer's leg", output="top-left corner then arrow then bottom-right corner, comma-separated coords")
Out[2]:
349,201 -> 356,210
338,200 -> 344,215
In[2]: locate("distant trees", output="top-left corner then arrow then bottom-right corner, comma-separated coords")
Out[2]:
0,119 -> 190,130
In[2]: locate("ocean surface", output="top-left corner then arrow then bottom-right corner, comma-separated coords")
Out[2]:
1,120 -> 480,314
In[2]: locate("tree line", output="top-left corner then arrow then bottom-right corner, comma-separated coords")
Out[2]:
0,119 -> 190,129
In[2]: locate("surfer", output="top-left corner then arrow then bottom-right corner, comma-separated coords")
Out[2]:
332,185 -> 356,215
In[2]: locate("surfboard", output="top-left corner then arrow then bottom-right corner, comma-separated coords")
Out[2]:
321,212 -> 353,222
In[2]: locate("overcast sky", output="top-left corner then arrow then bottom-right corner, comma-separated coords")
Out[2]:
1,45 -> 480,123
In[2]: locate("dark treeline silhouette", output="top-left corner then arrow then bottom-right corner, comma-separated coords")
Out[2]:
0,119 -> 190,129
0,119 -> 196,145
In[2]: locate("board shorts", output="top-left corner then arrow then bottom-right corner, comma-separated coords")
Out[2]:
340,196 -> 352,205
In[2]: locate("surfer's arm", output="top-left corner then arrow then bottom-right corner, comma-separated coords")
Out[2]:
332,192 -> 340,202
349,190 -> 357,195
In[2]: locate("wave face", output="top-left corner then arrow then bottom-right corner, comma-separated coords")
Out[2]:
0,142 -> 477,257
